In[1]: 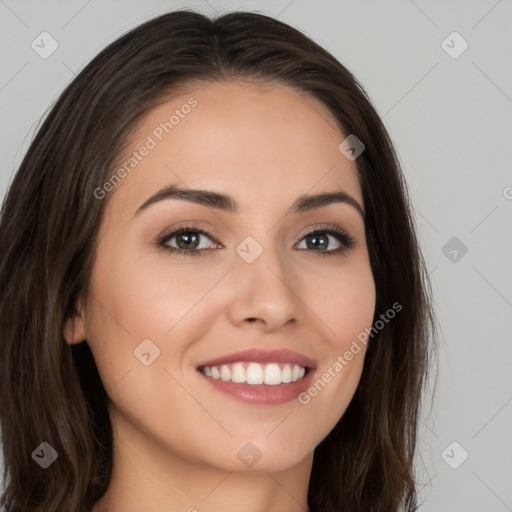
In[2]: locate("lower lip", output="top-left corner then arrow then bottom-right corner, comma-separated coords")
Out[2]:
198,369 -> 315,405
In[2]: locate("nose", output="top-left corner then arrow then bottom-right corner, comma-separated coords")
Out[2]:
227,244 -> 302,332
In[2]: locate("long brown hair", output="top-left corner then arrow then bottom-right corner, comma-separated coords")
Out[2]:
0,10 -> 438,512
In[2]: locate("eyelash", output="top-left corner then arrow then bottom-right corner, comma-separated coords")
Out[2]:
157,223 -> 356,257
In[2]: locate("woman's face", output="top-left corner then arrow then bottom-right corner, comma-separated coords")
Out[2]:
66,80 -> 376,473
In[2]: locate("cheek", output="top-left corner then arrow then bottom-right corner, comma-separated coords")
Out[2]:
296,256 -> 375,425
83,244 -> 226,389
306,255 -> 376,343
88,242 -> 218,336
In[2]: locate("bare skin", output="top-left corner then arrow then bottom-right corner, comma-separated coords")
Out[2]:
64,80 -> 376,512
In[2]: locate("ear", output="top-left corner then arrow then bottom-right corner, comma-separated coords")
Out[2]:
63,298 -> 87,344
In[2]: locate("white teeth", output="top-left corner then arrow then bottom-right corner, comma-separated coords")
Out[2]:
220,365 -> 231,381
231,363 -> 246,383
246,362 -> 264,385
264,363 -> 282,385
281,364 -> 292,383
200,362 -> 307,385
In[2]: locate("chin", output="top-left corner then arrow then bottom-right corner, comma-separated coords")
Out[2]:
201,436 -> 314,474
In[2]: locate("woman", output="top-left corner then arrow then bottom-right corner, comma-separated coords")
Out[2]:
0,9 -> 438,512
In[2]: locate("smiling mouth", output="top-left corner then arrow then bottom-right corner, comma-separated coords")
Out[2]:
198,362 -> 309,385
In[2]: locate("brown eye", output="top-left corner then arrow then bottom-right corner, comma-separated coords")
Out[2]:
303,233 -> 331,251
173,231 -> 201,250
296,227 -> 355,255
158,225 -> 219,256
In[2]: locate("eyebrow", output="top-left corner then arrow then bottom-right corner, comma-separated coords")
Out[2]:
134,184 -> 365,220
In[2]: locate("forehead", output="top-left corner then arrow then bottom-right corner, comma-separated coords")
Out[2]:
106,80 -> 363,219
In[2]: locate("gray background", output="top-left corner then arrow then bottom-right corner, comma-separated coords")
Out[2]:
1,0 -> 511,510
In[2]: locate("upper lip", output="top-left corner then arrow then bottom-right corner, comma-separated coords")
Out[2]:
196,348 -> 317,370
